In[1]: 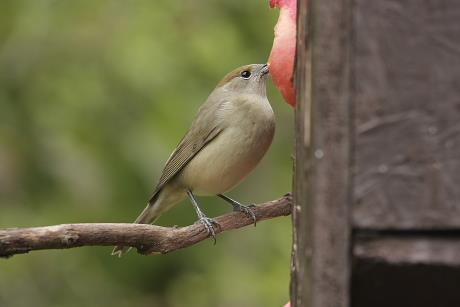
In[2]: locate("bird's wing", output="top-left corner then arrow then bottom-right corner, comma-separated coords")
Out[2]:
148,99 -> 227,203
155,126 -> 222,190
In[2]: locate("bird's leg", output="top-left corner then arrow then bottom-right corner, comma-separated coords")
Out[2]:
218,194 -> 257,226
187,190 -> 218,244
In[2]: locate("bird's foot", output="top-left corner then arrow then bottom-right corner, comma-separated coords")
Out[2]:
217,194 -> 257,226
198,216 -> 219,245
233,203 -> 257,226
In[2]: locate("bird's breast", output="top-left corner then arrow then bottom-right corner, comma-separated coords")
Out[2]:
178,98 -> 275,196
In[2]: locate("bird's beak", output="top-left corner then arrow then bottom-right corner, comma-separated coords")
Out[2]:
260,64 -> 270,76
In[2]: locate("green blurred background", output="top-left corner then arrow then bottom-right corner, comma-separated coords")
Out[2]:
0,0 -> 293,306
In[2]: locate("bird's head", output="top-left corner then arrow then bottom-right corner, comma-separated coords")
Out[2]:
216,64 -> 270,96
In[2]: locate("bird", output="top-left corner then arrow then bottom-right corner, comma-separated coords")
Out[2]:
268,0 -> 297,107
112,64 -> 275,257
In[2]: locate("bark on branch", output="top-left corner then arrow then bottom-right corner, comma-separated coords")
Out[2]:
0,194 -> 292,258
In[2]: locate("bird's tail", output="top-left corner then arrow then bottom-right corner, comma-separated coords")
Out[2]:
111,197 -> 162,257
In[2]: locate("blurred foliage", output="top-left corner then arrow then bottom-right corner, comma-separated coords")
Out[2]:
0,0 -> 294,306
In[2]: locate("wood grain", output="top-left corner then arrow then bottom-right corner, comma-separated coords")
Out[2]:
352,0 -> 460,229
354,235 -> 460,265
292,0 -> 353,306
291,0 -> 311,306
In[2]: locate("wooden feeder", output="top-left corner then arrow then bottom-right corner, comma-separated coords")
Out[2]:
292,0 -> 460,306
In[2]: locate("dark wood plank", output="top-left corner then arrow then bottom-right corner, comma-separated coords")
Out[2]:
354,236 -> 460,265
291,0 -> 311,305
292,0 -> 353,306
352,258 -> 460,307
352,0 -> 460,229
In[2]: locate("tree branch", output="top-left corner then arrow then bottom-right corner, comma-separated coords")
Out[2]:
0,194 -> 292,258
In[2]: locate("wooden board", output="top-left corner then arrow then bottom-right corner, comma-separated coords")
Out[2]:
352,258 -> 460,307
352,0 -> 460,229
354,235 -> 460,266
291,0 -> 311,305
292,0 -> 353,306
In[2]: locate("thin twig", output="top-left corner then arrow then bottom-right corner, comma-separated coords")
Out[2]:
0,194 -> 292,258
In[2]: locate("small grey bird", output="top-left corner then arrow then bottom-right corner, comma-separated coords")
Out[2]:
112,64 -> 275,257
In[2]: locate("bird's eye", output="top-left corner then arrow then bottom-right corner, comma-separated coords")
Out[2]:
241,70 -> 251,79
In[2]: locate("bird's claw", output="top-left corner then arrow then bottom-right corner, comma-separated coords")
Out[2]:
199,217 -> 219,245
233,204 -> 257,226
